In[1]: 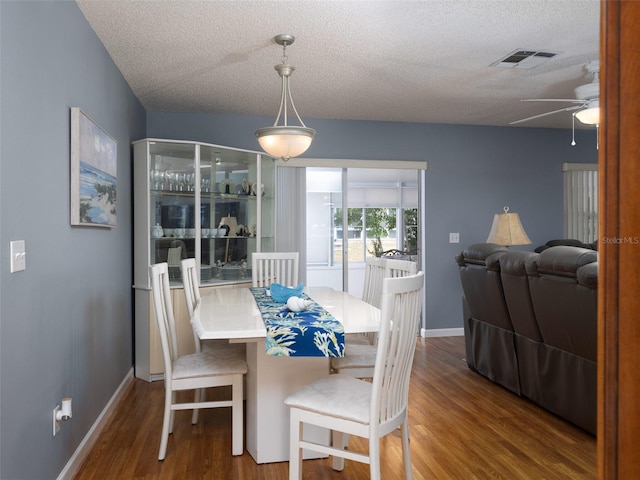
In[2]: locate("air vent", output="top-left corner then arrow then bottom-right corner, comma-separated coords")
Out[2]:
492,49 -> 558,69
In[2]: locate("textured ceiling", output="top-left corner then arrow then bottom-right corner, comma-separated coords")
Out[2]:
76,0 -> 600,129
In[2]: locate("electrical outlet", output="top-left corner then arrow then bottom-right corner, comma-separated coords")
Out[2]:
53,405 -> 61,436
449,233 -> 460,243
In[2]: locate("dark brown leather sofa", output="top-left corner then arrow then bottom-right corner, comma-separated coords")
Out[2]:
456,243 -> 598,434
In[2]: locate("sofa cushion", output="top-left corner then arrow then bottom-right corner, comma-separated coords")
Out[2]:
526,246 -> 598,278
578,262 -> 598,290
534,238 -> 590,253
499,251 -> 542,342
455,243 -> 508,268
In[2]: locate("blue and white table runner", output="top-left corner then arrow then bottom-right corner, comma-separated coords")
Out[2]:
249,287 -> 345,357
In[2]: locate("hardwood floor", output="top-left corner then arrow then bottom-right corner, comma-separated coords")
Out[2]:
73,337 -> 595,479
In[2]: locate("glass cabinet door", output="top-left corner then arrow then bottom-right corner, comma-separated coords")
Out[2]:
149,142 -> 196,282
200,145 -> 265,283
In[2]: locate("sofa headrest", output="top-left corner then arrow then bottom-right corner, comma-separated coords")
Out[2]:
455,243 -> 508,268
526,246 -> 598,278
534,238 -> 591,253
499,251 -> 539,276
577,262 -> 598,289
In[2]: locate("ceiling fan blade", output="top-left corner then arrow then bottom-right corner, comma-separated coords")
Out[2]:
510,105 -> 584,125
522,98 -> 586,103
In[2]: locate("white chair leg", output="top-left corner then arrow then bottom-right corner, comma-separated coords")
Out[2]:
401,419 -> 413,479
331,430 -> 346,471
289,409 -> 303,480
231,376 -> 243,455
369,435 -> 381,480
192,388 -> 203,425
169,391 -> 177,434
158,389 -> 173,460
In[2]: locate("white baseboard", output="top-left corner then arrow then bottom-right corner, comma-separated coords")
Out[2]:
421,327 -> 464,337
57,368 -> 134,480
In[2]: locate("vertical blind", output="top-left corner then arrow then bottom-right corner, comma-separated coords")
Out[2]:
563,163 -> 598,243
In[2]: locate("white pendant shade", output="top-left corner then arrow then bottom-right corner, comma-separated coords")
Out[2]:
256,126 -> 314,159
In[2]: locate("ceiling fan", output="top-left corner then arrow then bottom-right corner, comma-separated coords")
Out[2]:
511,60 -> 600,126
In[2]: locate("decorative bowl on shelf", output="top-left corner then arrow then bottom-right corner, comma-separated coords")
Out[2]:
269,282 -> 304,303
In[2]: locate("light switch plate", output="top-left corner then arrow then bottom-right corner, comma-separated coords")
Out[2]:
53,405 -> 61,436
10,240 -> 26,272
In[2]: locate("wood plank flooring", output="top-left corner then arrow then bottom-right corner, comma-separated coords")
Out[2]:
73,337 -> 595,479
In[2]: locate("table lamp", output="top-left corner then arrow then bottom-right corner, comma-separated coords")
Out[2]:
486,206 -> 531,247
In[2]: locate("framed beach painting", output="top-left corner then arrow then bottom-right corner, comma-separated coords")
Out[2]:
70,107 -> 117,227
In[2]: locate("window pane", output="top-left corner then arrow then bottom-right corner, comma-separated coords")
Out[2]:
403,208 -> 418,254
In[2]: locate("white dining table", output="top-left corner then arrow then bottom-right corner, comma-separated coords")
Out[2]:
194,286 -> 380,464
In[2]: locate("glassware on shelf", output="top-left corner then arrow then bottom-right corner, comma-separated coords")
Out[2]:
151,224 -> 164,238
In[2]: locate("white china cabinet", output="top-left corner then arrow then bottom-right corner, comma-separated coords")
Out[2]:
132,138 -> 276,380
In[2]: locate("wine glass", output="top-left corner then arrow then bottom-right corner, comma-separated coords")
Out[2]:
176,172 -> 186,191
166,171 -> 176,191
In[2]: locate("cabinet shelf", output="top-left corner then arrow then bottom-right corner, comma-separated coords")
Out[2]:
151,236 -> 256,240
151,189 -> 268,200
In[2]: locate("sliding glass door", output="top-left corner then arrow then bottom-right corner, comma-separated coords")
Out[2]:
306,168 -> 344,289
306,167 -> 422,297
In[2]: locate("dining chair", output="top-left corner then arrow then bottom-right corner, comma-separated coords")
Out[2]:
333,257 -> 419,378
251,251 -> 299,288
285,271 -> 425,480
180,258 -> 246,424
149,262 -> 247,460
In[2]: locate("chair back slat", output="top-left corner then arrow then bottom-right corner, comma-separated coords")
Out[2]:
180,258 -> 203,352
371,272 -> 424,427
362,256 -> 386,307
251,252 -> 299,288
149,263 -> 179,378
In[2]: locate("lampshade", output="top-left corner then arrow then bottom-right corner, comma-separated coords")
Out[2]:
575,105 -> 600,125
255,126 -> 315,159
218,215 -> 238,237
486,206 -> 531,247
255,34 -> 315,161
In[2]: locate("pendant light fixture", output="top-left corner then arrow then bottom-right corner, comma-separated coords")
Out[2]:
255,34 -> 315,161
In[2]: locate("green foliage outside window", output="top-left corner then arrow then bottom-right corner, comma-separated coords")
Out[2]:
403,209 -> 418,254
334,207 -> 397,257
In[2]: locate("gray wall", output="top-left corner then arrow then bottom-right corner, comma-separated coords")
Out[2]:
0,2 -> 145,479
147,113 -> 598,330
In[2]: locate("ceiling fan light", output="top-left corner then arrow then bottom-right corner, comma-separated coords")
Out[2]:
575,106 -> 600,125
255,126 -> 315,160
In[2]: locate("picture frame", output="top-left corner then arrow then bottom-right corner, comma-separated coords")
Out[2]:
70,107 -> 117,227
